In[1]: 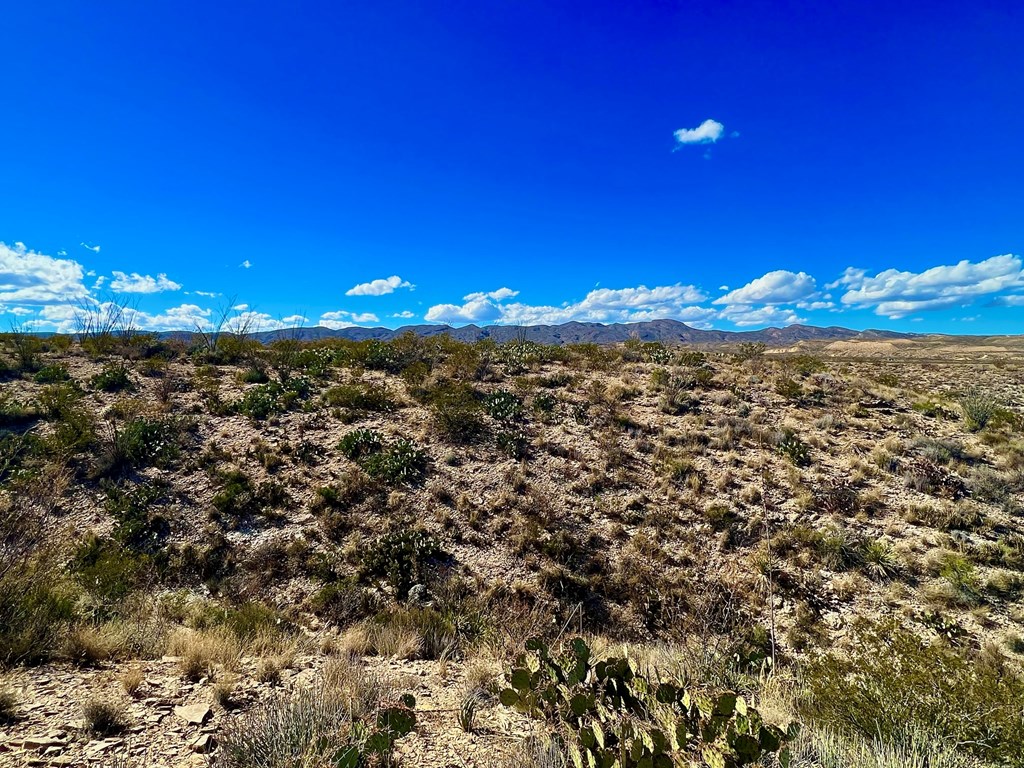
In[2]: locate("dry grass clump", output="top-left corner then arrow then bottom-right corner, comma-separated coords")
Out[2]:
62,625 -> 120,666
119,666 -> 145,697
166,627 -> 241,680
81,696 -> 129,735
0,686 -> 18,723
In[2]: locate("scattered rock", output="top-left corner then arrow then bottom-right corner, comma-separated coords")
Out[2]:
174,704 -> 212,725
189,733 -> 217,753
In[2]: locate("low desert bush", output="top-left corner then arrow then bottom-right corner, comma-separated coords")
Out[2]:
802,621 -> 1024,764
324,381 -> 395,412
81,697 -> 128,735
958,388 -> 997,432
216,682 -> 415,768
92,361 -> 135,392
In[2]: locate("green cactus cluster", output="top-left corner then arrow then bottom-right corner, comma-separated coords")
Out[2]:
775,430 -> 811,467
337,429 -> 427,486
499,637 -> 796,768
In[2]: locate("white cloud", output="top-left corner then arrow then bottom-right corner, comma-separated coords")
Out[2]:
714,270 -> 817,305
80,242 -> 101,253
319,310 -> 380,329
391,310 -> 416,319
673,119 -> 725,146
240,260 -> 252,269
345,275 -> 414,297
717,305 -> 805,327
30,302 -> 214,334
825,267 -> 867,290
990,294 -> 1024,307
281,314 -> 308,325
463,287 -> 519,302
425,284 -> 708,326
109,271 -> 182,293
839,254 -> 1024,318
191,290 -> 220,298
7,307 -> 33,316
424,298 -> 501,324
232,304 -> 249,311
0,241 -> 89,305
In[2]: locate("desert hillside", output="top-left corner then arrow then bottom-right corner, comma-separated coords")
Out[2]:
1,331 -> 1023,767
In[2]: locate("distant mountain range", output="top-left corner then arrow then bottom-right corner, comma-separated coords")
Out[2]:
240,319 -> 922,346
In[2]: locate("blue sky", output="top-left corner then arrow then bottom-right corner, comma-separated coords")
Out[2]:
2,1 -> 1022,334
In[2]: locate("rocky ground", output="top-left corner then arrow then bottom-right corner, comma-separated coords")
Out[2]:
2,334 -> 1023,766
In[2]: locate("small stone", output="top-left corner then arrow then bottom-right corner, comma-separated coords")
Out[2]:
20,736 -> 66,751
190,733 -> 216,754
174,704 -> 213,725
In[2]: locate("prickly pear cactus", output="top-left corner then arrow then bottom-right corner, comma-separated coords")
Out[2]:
499,638 -> 797,768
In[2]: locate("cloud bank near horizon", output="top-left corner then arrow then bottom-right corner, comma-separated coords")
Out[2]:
2,240 -> 1021,334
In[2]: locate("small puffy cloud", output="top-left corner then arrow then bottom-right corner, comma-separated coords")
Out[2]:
391,310 -> 415,319
717,304 -> 805,327
109,271 -> 182,293
424,297 -> 502,324
319,310 -> 380,329
673,119 -> 724,146
281,314 -> 308,325
7,306 -> 34,316
232,304 -> 249,311
190,290 -> 220,298
713,270 -> 817,305
825,267 -> 867,290
0,241 -> 89,305
839,254 -> 1024,318
240,260 -> 252,269
345,275 -> 414,297
80,242 -> 101,253
463,287 -> 518,302
989,294 -> 1024,307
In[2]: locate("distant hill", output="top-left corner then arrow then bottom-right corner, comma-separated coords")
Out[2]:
241,319 -> 919,346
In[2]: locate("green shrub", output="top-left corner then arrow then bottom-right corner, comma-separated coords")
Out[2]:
310,578 -> 378,626
92,361 -> 134,392
802,621 -> 1024,764
430,384 -> 485,443
958,388 -> 997,432
337,428 -> 384,460
71,535 -> 151,603
94,416 -> 183,478
733,342 -> 766,362
361,439 -> 428,486
775,377 -> 803,401
211,470 -> 288,524
324,382 -> 395,412
233,377 -> 311,419
776,430 -> 811,466
36,382 -> 84,419
0,571 -> 77,666
485,390 -> 524,422
361,530 -> 441,599
33,364 -> 71,384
